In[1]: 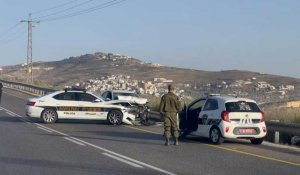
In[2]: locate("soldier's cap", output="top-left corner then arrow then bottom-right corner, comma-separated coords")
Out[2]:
168,84 -> 175,91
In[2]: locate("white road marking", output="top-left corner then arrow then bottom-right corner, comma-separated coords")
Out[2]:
6,112 -> 16,116
0,106 -> 177,175
37,126 -> 53,133
68,136 -> 177,175
102,152 -> 144,168
0,107 -> 31,124
18,118 -> 31,124
64,137 -> 86,146
37,123 -> 176,174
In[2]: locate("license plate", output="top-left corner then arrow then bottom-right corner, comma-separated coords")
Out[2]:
239,128 -> 255,134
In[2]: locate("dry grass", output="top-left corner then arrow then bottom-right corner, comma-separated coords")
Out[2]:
262,106 -> 300,123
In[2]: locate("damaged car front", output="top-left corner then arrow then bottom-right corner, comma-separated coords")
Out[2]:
102,90 -> 150,124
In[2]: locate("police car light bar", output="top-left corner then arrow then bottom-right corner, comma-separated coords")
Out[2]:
64,86 -> 86,93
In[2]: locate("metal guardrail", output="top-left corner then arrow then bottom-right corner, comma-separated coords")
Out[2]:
266,121 -> 300,136
1,80 -> 55,96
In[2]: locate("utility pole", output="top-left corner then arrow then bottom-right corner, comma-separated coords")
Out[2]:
21,14 -> 39,83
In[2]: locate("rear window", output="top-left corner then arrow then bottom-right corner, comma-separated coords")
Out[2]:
225,101 -> 261,112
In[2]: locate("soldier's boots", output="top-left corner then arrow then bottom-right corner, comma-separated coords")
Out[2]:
164,138 -> 179,146
174,138 -> 179,146
165,138 -> 170,146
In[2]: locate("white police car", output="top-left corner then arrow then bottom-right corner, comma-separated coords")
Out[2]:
26,89 -> 136,125
179,95 -> 267,144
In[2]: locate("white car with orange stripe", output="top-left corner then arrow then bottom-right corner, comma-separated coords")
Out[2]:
26,89 -> 136,125
179,95 -> 267,144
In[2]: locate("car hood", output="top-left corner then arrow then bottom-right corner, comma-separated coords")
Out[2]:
117,96 -> 148,105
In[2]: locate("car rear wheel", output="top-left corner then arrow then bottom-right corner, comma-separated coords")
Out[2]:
107,110 -> 123,125
210,127 -> 224,144
250,138 -> 264,145
41,108 -> 58,124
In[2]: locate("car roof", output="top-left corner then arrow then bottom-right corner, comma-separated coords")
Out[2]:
45,90 -> 95,96
209,95 -> 257,103
110,90 -> 136,93
58,90 -> 93,93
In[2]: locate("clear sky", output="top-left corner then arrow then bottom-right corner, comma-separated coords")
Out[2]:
0,0 -> 299,78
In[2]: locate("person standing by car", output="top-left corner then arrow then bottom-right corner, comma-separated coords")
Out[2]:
160,85 -> 181,146
0,81 -> 3,104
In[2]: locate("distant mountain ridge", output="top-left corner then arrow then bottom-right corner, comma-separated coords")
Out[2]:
5,52 -> 300,88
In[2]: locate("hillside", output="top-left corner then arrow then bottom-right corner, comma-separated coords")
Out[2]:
4,52 -> 300,88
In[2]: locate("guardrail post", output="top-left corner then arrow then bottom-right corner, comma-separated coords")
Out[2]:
274,131 -> 280,144
270,120 -> 280,144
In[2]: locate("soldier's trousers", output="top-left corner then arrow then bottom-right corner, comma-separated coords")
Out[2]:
164,112 -> 179,139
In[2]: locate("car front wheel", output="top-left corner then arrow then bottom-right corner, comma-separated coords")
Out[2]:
41,108 -> 58,124
210,127 -> 224,144
107,110 -> 123,125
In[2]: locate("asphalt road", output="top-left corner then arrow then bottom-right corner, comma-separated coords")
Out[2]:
0,88 -> 299,175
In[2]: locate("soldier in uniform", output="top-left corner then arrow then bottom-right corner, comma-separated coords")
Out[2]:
159,85 -> 181,146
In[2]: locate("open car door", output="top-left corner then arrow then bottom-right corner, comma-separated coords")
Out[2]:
179,98 -> 206,132
179,105 -> 188,130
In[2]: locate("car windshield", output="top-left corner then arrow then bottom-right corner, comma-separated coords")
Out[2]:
96,95 -> 105,101
225,101 -> 261,112
113,92 -> 138,99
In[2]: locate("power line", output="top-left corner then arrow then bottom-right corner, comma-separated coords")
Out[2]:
0,23 -> 22,40
31,0 -> 80,15
32,0 -> 96,20
40,0 -> 126,22
0,29 -> 27,46
0,23 -> 25,41
4,0 -> 127,82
